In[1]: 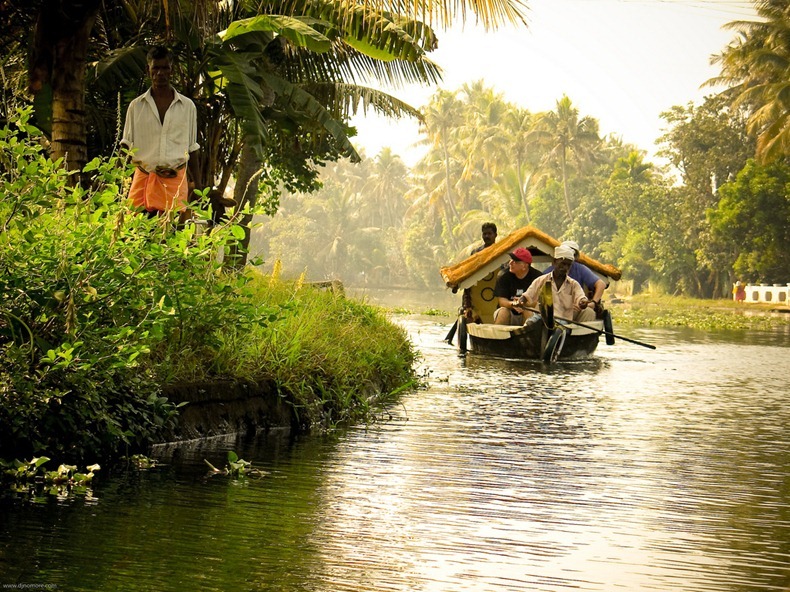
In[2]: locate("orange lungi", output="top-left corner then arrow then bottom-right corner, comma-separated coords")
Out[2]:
129,166 -> 188,213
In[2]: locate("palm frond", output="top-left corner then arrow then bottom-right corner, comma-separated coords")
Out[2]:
261,72 -> 360,161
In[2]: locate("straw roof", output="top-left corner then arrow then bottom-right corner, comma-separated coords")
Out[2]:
440,226 -> 622,291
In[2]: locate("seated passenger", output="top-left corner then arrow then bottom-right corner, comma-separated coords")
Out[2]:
493,247 -> 542,325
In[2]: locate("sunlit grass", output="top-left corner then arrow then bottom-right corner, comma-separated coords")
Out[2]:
161,270 -> 418,431
609,294 -> 790,331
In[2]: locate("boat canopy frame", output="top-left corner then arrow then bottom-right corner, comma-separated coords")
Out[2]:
440,225 -> 622,292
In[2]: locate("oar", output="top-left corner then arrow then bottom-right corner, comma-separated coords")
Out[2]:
523,307 -> 656,350
444,318 -> 458,344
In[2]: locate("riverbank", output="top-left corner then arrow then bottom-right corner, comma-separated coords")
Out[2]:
0,118 -> 416,467
391,289 -> 790,332
607,294 -> 790,331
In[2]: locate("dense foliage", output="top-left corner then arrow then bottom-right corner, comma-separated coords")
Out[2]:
0,112 -> 416,462
252,84 -> 790,297
1,0 -> 524,264
711,0 -> 790,164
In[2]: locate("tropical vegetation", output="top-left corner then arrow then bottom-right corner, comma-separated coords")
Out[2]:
255,0 -> 790,298
1,0 -> 789,467
0,113 -> 415,462
1,0 -> 528,463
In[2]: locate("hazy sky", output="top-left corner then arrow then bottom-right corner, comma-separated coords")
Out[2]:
349,0 -> 757,165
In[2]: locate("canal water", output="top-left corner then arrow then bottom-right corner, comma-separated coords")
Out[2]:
1,305 -> 789,591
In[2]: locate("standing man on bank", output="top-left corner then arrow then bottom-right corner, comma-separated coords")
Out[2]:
121,46 -> 200,220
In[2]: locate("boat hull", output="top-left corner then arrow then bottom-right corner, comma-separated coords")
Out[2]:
465,320 -> 602,361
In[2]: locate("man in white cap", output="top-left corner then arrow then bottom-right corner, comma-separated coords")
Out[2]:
520,245 -> 596,323
543,239 -> 606,314
492,247 -> 543,325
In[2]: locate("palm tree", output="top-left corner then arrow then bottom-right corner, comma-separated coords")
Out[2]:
419,89 -> 464,233
362,148 -> 410,228
405,148 -> 463,250
532,95 -> 600,223
709,0 -> 790,163
26,0 -> 101,179
609,150 -> 654,184
457,81 -> 510,184
12,0 -> 527,174
504,105 -> 541,224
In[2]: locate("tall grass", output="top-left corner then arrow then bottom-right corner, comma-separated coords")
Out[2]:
158,270 -> 418,430
0,108 -> 416,463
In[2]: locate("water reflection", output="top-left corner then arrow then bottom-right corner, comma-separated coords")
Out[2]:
1,315 -> 789,591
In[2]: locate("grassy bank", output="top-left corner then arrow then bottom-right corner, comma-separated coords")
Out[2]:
415,293 -> 790,332
0,111 -> 415,465
607,294 -> 790,331
167,269 -> 417,432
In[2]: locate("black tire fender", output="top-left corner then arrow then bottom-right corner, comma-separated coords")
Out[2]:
603,309 -> 615,346
542,327 -> 567,363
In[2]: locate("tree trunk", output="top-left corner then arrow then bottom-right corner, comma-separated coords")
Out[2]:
517,163 -> 530,224
31,0 -> 100,182
440,130 -> 460,249
225,139 -> 262,270
559,148 -> 574,223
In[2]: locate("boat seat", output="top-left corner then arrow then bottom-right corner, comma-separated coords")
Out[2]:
467,320 -> 605,340
466,323 -> 522,340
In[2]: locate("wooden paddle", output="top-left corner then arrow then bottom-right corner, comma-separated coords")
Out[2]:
444,319 -> 458,344
523,307 -> 656,350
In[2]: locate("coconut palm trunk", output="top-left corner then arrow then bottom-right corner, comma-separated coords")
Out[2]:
440,131 -> 461,249
559,147 -> 573,222
516,165 -> 531,224
225,139 -> 262,270
30,0 -> 100,181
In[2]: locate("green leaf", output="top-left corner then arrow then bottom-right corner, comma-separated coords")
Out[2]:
230,224 -> 246,240
31,456 -> 50,469
220,15 -> 332,53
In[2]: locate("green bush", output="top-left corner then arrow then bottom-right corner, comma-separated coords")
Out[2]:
0,109 -> 417,463
0,108 -> 276,460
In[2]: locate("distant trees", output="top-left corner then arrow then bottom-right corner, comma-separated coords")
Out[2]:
257,84 -> 643,288
532,95 -> 601,223
256,64 -> 790,295
243,0 -> 790,294
709,160 -> 790,284
711,0 -> 790,163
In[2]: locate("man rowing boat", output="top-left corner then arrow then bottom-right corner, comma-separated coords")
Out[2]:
520,244 -> 596,324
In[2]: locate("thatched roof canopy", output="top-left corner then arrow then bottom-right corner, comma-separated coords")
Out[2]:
440,226 -> 622,291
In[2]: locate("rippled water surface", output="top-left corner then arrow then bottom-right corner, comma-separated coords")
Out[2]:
1,312 -> 789,591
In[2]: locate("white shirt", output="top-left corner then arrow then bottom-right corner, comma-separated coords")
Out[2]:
524,272 -> 586,320
121,87 -> 199,172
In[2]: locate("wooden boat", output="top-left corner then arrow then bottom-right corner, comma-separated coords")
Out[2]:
440,226 -> 622,361
464,318 -> 605,362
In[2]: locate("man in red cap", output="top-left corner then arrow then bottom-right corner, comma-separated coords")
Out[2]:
493,247 -> 542,325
